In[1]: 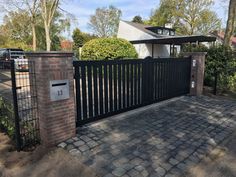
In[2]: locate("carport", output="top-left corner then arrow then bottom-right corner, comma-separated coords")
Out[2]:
130,35 -> 216,57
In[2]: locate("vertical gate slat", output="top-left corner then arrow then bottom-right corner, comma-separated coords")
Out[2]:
87,65 -> 93,118
158,62 -> 161,100
184,60 -> 188,93
93,64 -> 98,116
104,64 -> 108,113
118,63 -> 122,110
175,60 -> 178,95
153,61 -> 156,100
155,62 -> 158,100
75,65 -> 81,123
122,63 -> 126,108
130,63 -> 134,106
177,61 -> 182,95
161,62 -> 164,99
134,63 -> 137,105
126,63 -> 130,107
109,64 -> 113,112
169,61 -> 172,97
177,62 -> 181,95
170,61 -> 174,97
138,63 -> 141,104
99,65 -> 103,115
114,63 -> 117,111
81,65 -> 87,119
166,61 -> 170,99
164,61 -> 167,99
163,61 -> 167,99
142,61 -> 148,104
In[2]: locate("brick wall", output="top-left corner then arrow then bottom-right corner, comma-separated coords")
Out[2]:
184,52 -> 207,96
26,52 -> 76,146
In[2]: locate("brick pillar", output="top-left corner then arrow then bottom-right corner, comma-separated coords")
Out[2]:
184,52 -> 207,96
26,52 -> 76,146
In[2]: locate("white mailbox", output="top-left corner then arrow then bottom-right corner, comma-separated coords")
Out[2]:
50,80 -> 70,101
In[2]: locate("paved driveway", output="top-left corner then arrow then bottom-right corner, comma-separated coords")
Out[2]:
59,96 -> 236,177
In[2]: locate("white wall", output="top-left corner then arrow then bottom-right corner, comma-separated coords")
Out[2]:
117,21 -> 155,41
153,44 -> 170,58
117,21 -> 174,58
133,44 -> 171,58
133,44 -> 183,58
133,44 -> 150,58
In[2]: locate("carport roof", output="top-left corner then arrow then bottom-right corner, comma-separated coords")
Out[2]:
130,35 -> 216,45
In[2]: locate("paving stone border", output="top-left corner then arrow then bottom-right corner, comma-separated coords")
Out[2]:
58,96 -> 236,177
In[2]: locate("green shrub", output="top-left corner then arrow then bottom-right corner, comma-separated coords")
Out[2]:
182,44 -> 208,52
81,38 -> 138,60
182,44 -> 236,91
205,45 -> 236,91
0,97 -> 15,138
183,45 -> 236,91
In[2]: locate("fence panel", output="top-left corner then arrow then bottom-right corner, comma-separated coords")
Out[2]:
74,57 -> 191,126
0,61 -> 16,142
0,60 -> 40,150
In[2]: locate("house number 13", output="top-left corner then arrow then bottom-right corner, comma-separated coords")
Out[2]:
58,90 -> 63,96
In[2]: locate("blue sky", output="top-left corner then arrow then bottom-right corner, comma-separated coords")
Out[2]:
0,0 -> 229,37
61,0 -> 160,35
61,0 -> 228,35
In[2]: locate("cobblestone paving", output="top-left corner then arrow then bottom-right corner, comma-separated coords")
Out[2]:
59,96 -> 236,177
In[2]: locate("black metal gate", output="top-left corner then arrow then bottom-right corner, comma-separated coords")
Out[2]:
0,60 -> 40,150
74,57 -> 191,126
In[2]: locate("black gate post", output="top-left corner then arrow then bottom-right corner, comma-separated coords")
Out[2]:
142,57 -> 154,104
10,60 -> 21,151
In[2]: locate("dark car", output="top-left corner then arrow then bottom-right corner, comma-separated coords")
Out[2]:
0,48 -> 25,61
0,48 -> 27,71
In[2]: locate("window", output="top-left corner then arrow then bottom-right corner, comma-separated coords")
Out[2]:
157,29 -> 162,35
170,30 -> 175,36
0,50 -> 7,60
163,29 -> 169,35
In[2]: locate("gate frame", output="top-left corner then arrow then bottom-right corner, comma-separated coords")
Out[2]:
73,56 -> 194,126
10,60 -> 21,151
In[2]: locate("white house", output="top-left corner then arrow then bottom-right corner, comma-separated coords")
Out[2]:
117,21 -> 216,58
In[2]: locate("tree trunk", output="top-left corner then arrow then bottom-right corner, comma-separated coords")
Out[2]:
224,0 -> 236,47
32,24 -> 37,51
45,23 -> 51,51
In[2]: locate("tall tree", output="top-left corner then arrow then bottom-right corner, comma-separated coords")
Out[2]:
224,0 -> 236,46
26,0 -> 39,51
132,16 -> 143,24
196,10 -> 221,35
0,9 -> 70,51
72,28 -> 96,46
88,5 -> 122,37
72,28 -> 97,57
149,0 -> 221,35
1,0 -> 40,51
2,11 -> 32,44
40,0 -> 59,51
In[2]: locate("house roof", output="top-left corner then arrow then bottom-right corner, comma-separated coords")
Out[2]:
211,31 -> 236,46
122,21 -> 162,38
122,21 -> 216,45
130,35 -> 216,45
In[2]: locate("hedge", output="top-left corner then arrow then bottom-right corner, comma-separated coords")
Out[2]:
81,38 -> 138,60
0,97 -> 15,138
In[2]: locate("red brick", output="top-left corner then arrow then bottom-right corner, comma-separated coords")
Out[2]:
27,52 -> 76,147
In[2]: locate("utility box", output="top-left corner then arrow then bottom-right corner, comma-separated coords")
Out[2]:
50,80 -> 70,101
